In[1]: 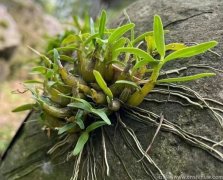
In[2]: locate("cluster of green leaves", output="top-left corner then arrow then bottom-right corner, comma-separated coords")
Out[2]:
13,11 -> 217,155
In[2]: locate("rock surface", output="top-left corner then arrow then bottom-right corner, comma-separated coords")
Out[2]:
1,0 -> 223,179
0,0 -> 63,80
0,5 -> 20,60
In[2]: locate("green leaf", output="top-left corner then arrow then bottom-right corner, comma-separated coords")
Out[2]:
157,73 -> 216,83
83,33 -> 99,45
96,38 -> 108,45
28,46 -> 52,67
111,37 -> 127,59
53,48 -> 60,63
99,10 -> 107,38
115,47 -> 156,63
91,109 -> 111,125
73,132 -> 89,156
106,60 -> 126,67
73,15 -> 82,30
76,119 -> 85,130
164,41 -> 218,62
63,94 -> 110,125
12,103 -> 35,112
145,35 -> 156,54
46,69 -> 54,78
83,12 -> 90,32
108,23 -> 135,44
165,43 -> 186,51
86,121 -> 107,133
75,110 -> 85,129
68,101 -> 92,112
133,59 -> 157,70
47,81 -> 56,87
90,18 -> 95,34
153,15 -> 165,57
73,98 -> 93,108
93,70 -> 113,99
31,66 -> 47,74
48,45 -> 79,54
60,55 -> 75,63
68,102 -> 89,111
112,37 -> 127,50
132,30 -> 169,46
61,95 -> 92,111
115,80 -> 140,90
23,80 -> 43,84
58,123 -> 75,135
61,34 -> 81,46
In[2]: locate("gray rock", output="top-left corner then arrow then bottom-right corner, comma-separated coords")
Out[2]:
0,59 -> 10,81
43,15 -> 63,37
1,0 -> 223,179
0,5 -> 20,60
0,0 -> 63,79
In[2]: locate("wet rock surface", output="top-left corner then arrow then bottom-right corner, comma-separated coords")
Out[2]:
1,0 -> 223,179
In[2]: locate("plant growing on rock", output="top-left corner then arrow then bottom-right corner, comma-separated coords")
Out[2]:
13,11 -> 223,180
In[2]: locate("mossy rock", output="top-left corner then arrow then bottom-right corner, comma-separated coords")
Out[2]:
1,0 -> 223,179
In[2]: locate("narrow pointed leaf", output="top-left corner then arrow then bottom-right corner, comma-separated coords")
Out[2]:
73,132 -> 89,155
61,95 -> 92,111
132,30 -> 169,46
67,98 -> 92,112
12,103 -> 35,112
83,12 -> 90,32
165,43 -> 186,51
68,102 -> 91,112
99,10 -> 106,38
115,80 -> 140,90
91,109 -> 111,125
48,45 -> 79,54
108,23 -> 135,44
93,70 -> 113,99
86,121 -> 107,133
112,37 -> 127,51
73,15 -> 82,30
23,80 -> 43,84
157,73 -> 216,83
90,18 -> 95,34
111,37 -> 127,59
53,48 -> 60,63
133,59 -> 159,70
60,55 -> 75,63
61,35 -> 81,46
153,15 -> 165,57
76,119 -> 85,130
75,110 -> 85,129
31,66 -> 47,74
83,33 -> 99,45
28,46 -> 52,67
58,123 -> 75,135
115,47 -> 156,63
164,41 -> 218,62
46,69 -> 54,78
145,35 -> 156,54
133,31 -> 154,46
133,59 -> 150,70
